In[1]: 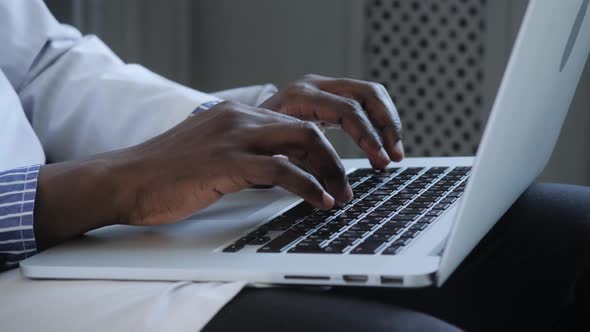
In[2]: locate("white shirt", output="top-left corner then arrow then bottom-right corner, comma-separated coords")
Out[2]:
0,0 -> 277,330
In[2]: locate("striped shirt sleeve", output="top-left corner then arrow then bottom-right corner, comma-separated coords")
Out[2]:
0,165 -> 40,270
190,100 -> 222,116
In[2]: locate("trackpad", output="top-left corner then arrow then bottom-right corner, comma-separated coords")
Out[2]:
82,187 -> 297,249
188,187 -> 292,221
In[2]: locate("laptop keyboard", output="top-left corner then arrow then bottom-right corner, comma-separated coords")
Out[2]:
222,166 -> 470,255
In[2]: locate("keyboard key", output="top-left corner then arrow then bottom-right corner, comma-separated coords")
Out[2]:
223,243 -> 245,252
382,219 -> 412,228
248,235 -> 272,245
391,236 -> 413,247
351,222 -> 378,231
407,201 -> 435,209
339,230 -> 366,241
348,224 -> 373,233
408,224 -> 425,233
413,197 -> 438,204
288,242 -> 323,253
402,167 -> 424,175
413,222 -> 430,231
400,208 -> 427,215
368,210 -> 393,218
258,231 -> 303,253
440,197 -> 457,204
391,214 -> 418,222
330,238 -> 355,248
416,216 -> 436,224
425,209 -> 443,217
282,202 -> 315,219
350,240 -> 385,255
382,244 -> 403,255
367,233 -> 395,242
432,202 -> 451,210
322,244 -> 348,254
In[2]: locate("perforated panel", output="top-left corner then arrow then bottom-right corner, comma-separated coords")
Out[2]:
364,0 -> 487,156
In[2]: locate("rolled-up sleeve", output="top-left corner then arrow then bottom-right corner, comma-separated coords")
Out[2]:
0,165 -> 40,270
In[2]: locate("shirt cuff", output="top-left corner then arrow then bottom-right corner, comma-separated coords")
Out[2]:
0,165 -> 41,270
190,100 -> 222,116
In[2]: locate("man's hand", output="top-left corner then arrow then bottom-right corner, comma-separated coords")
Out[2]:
260,74 -> 404,169
34,102 -> 351,249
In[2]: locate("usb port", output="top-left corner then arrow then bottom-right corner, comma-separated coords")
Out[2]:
343,275 -> 368,283
380,276 -> 403,285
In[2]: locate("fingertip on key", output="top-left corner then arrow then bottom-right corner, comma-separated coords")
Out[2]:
345,183 -> 353,202
377,147 -> 391,167
392,140 -> 405,162
321,191 -> 335,209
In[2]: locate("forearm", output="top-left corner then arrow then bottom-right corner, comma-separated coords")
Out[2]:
33,155 -> 126,250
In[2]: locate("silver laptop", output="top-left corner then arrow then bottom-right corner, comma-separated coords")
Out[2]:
21,1 -> 590,287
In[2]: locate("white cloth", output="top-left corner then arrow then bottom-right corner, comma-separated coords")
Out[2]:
0,0 -> 279,330
0,269 -> 246,332
0,0 -> 219,168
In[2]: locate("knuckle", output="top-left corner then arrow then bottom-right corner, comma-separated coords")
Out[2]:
370,82 -> 387,94
217,102 -> 241,118
217,100 -> 239,110
343,106 -> 367,126
300,121 -> 323,142
286,82 -> 312,98
343,98 -> 363,113
269,159 -> 290,182
365,82 -> 386,101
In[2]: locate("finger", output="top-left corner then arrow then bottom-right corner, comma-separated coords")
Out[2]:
234,102 -> 298,124
280,86 -> 391,169
242,155 -> 335,210
244,121 -> 353,204
308,77 -> 405,162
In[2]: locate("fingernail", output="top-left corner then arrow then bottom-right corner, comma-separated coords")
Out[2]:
345,184 -> 353,202
394,141 -> 405,161
378,147 -> 391,165
322,191 -> 335,208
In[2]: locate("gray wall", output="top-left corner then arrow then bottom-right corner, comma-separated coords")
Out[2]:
189,0 -> 358,91
47,0 -> 590,185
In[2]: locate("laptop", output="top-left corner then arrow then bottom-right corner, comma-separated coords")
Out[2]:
21,0 -> 590,287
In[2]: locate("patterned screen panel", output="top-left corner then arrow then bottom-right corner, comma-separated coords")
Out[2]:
364,0 -> 487,156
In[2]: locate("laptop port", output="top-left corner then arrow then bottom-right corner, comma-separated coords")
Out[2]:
343,275 -> 368,283
380,276 -> 404,285
284,275 -> 330,281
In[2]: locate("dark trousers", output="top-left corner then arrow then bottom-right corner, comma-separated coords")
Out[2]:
204,183 -> 590,331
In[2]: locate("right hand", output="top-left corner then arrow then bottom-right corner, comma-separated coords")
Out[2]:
101,101 -> 352,226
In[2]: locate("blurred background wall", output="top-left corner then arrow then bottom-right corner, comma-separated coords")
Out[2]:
45,0 -> 590,185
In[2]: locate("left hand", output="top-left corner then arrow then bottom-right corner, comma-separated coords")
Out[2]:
260,74 -> 404,169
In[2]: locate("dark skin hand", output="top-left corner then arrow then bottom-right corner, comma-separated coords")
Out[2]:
34,75 -> 404,250
261,74 -> 404,168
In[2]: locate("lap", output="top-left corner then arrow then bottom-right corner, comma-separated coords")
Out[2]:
206,183 -> 590,332
340,183 -> 590,331
203,287 -> 461,332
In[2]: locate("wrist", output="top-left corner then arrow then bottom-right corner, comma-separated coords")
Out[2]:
34,157 -> 124,250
